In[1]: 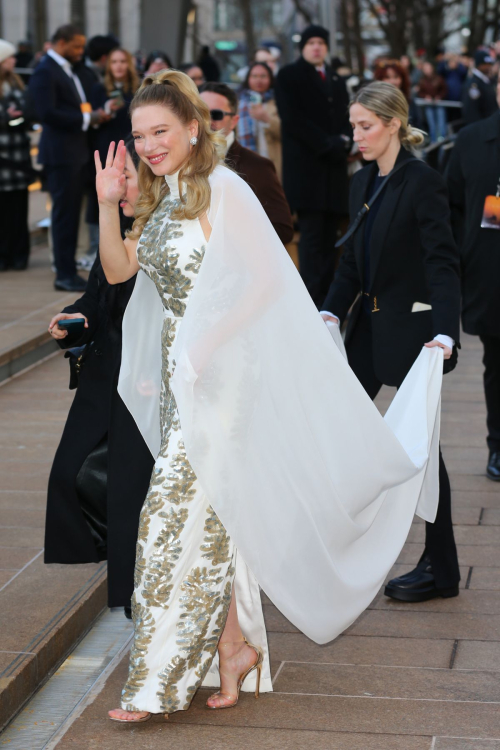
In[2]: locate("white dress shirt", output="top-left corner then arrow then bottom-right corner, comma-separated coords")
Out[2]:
47,48 -> 91,131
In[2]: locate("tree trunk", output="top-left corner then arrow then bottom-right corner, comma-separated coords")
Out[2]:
340,0 -> 353,70
351,0 -> 365,74
239,0 -> 257,60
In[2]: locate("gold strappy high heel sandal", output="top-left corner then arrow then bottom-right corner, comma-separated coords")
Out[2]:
206,637 -> 264,710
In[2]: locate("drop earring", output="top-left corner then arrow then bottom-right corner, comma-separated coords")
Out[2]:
190,136 -> 198,145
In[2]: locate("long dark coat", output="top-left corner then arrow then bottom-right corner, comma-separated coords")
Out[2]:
323,147 -> 461,386
45,257 -> 154,608
275,55 -> 351,214
447,110 -> 500,338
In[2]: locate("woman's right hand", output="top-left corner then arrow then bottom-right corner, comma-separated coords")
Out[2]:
48,313 -> 88,340
95,140 -> 127,207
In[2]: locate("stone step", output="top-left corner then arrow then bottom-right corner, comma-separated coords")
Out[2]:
0,354 -> 108,731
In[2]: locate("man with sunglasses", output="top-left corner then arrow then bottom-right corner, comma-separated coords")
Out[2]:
200,83 -> 293,246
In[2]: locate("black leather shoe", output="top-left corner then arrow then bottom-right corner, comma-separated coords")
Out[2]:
384,556 -> 459,602
54,274 -> 87,292
11,260 -> 28,271
0,259 -> 9,271
124,606 -> 132,620
486,451 -> 500,481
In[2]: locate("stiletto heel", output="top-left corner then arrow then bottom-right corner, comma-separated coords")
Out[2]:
206,637 -> 264,710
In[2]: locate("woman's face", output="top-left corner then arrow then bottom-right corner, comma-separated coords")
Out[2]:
1,56 -> 16,73
382,68 -> 403,90
109,50 -> 129,81
350,102 -> 399,161
120,153 -> 139,216
422,62 -> 434,77
132,104 -> 198,176
147,58 -> 169,75
248,65 -> 271,93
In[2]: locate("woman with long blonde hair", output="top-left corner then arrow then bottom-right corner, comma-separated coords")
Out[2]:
96,71 -> 450,723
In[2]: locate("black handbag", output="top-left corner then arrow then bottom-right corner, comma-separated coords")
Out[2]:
64,345 -> 88,390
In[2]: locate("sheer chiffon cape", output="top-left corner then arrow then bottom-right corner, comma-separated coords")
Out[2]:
118,165 -> 443,645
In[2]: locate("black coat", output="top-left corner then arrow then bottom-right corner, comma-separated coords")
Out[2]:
323,147 -> 461,386
447,111 -> 500,337
29,55 -> 89,168
275,56 -> 350,214
462,72 -> 498,125
45,258 -> 154,608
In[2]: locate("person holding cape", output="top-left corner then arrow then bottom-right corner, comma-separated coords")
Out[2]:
322,82 -> 461,603
95,71 -> 451,723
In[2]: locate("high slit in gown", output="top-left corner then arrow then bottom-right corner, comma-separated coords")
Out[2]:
120,172 -> 271,714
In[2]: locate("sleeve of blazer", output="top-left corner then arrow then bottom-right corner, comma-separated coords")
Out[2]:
275,69 -> 346,160
321,174 -> 362,319
253,159 -> 294,246
57,259 -> 101,349
414,166 -> 461,343
446,138 -> 466,247
90,82 -> 107,111
29,64 -> 84,132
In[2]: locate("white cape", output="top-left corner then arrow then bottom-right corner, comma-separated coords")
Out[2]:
119,165 -> 443,645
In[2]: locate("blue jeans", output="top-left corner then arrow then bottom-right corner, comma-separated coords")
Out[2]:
425,105 -> 447,143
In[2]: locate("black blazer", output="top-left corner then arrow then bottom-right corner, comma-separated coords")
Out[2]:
275,56 -> 351,214
90,83 -> 134,161
447,111 -> 500,338
323,147 -> 461,386
29,55 -> 89,167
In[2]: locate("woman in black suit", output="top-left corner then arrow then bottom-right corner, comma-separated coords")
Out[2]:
322,82 -> 461,603
45,138 -> 154,615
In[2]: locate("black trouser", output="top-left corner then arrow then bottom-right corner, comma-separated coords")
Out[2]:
297,210 -> 339,308
479,334 -> 500,453
346,309 -> 460,589
0,189 -> 30,266
46,163 -> 87,280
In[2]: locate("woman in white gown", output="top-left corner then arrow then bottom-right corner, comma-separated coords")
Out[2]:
96,70 -> 446,722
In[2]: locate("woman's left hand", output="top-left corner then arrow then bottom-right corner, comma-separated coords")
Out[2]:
424,340 -> 452,359
249,104 -> 270,123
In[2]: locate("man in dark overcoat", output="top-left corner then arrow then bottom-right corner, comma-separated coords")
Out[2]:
447,80 -> 500,480
29,25 -> 108,292
462,49 -> 498,124
275,25 -> 351,307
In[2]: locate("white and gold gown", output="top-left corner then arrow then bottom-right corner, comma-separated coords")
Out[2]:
119,165 -> 445,713
120,173 -> 271,715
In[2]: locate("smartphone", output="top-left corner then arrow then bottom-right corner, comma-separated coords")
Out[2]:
110,90 -> 125,108
57,319 -> 86,332
248,91 -> 262,106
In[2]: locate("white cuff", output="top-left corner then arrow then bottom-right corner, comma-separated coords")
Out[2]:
434,334 -> 454,350
320,311 -> 340,323
82,112 -> 91,132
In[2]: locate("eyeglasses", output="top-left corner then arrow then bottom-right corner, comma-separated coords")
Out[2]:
210,109 -> 235,121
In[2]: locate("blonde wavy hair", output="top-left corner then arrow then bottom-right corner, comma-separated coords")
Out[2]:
104,47 -> 139,95
128,69 -> 225,239
351,81 -> 425,148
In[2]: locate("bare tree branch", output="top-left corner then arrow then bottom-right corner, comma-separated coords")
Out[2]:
290,0 -> 314,25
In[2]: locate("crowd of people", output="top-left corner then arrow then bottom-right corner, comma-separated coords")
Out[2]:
0,16 -> 498,726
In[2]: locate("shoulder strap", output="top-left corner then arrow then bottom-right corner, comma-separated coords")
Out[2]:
335,158 -> 418,248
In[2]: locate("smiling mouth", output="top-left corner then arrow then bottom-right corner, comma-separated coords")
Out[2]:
147,153 -> 168,164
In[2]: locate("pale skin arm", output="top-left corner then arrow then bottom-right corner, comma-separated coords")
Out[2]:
95,140 -> 140,284
320,313 -> 451,359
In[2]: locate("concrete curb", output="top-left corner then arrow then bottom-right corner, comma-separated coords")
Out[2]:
0,565 -> 107,731
0,331 -> 59,384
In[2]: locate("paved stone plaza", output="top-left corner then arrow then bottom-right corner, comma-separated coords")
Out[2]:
0,244 -> 499,749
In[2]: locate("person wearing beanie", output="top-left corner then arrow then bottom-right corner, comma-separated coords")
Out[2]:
462,48 -> 498,124
0,39 -> 34,270
276,25 -> 351,307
